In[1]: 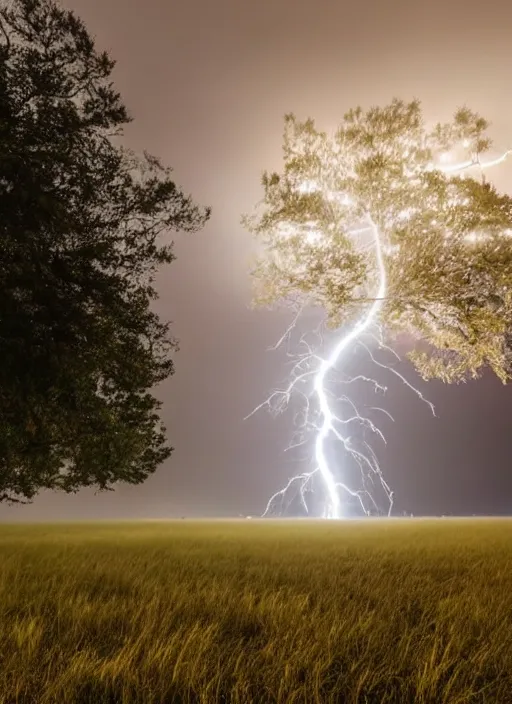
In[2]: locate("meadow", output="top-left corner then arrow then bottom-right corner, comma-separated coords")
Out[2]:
0,518 -> 511,703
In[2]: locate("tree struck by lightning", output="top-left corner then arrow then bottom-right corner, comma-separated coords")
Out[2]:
243,99 -> 512,519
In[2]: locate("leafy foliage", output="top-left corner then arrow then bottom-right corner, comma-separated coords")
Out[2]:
0,0 -> 210,502
244,99 -> 512,383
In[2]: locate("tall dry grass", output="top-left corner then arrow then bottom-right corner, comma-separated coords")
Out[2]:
0,519 -> 511,702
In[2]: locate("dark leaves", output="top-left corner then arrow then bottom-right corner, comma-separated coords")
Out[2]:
0,0 -> 210,502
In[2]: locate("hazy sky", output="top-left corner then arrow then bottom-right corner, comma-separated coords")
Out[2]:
2,0 -> 512,520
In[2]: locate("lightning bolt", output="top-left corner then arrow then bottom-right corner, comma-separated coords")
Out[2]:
311,215 -> 386,518
247,144 -> 511,520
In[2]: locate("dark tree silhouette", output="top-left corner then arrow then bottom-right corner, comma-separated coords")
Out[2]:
0,0 -> 210,502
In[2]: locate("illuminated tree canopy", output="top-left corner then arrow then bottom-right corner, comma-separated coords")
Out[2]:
244,99 -> 512,383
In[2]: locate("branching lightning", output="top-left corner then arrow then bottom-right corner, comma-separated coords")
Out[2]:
247,131 -> 511,520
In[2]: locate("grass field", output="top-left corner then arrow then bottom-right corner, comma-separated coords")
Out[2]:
1,519 -> 512,703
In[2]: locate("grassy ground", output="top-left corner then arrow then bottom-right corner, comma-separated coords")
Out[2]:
0,519 -> 511,703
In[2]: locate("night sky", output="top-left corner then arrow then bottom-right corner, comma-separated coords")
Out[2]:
2,0 -> 512,520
